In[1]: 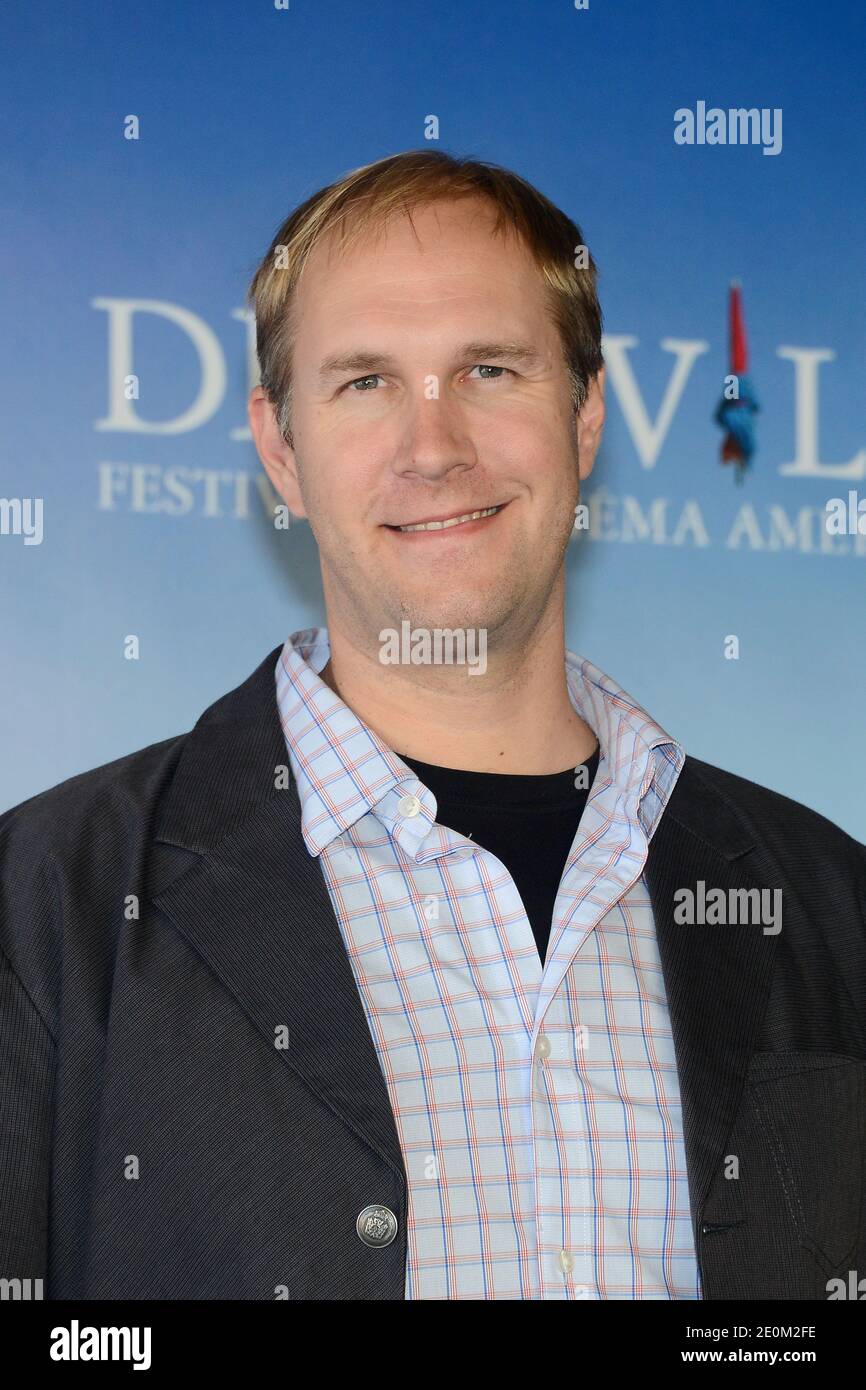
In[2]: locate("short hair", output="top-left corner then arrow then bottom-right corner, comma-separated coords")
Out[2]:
246,149 -> 603,444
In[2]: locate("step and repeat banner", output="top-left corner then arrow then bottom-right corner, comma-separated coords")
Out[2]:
2,0 -> 864,837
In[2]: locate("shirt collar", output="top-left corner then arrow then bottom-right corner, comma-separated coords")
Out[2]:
274,626 -> 684,858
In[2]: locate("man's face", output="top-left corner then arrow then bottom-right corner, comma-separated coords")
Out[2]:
250,196 -> 604,652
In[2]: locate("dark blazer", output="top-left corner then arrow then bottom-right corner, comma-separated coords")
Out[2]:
1,645 -> 864,1301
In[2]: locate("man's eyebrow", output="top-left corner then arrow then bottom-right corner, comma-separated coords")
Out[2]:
458,341 -> 544,367
315,341 -> 544,384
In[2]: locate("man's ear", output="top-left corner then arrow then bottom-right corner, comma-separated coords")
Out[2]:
576,365 -> 605,482
247,385 -> 308,519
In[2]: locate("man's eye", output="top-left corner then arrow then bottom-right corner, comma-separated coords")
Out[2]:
468,365 -> 510,381
344,366 -> 509,392
347,374 -> 382,391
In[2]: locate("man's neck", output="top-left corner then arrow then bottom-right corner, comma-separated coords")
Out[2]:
317,617 -> 599,776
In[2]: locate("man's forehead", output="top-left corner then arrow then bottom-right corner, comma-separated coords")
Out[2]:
300,196 -> 535,289
290,199 -> 554,377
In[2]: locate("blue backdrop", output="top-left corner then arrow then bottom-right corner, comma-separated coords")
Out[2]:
2,0 -> 864,838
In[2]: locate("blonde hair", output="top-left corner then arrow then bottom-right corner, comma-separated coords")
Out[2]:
246,149 -> 603,443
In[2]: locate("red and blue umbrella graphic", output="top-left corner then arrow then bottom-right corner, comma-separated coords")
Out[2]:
715,280 -> 759,482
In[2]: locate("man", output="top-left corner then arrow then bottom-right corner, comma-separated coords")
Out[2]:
1,151 -> 864,1302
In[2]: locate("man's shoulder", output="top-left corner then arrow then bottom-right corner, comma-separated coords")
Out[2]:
0,643 -> 285,860
0,732 -> 198,1024
0,733 -> 188,857
681,752 -> 866,879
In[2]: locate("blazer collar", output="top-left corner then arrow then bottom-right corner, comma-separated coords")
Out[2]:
644,757 -> 779,1252
150,644 -> 779,1255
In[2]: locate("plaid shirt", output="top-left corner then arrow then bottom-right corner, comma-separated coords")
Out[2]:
275,628 -> 701,1300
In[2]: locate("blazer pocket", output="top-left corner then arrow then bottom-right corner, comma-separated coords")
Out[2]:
746,1050 -> 865,1277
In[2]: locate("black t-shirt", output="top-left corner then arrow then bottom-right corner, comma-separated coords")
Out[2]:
397,743 -> 601,965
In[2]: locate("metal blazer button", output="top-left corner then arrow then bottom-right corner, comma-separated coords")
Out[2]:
356,1204 -> 398,1248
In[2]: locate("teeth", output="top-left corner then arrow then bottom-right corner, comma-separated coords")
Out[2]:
397,505 -> 500,533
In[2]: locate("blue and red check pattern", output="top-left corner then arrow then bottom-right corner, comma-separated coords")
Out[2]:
275,628 -> 701,1300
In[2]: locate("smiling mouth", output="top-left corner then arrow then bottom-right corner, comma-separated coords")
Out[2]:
386,503 -> 507,533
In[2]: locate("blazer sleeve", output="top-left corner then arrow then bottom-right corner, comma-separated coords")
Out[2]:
0,805 -> 59,1292
0,949 -> 55,1286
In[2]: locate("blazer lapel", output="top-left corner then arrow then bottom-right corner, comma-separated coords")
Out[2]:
148,645 -> 407,1184
645,757 -> 780,1261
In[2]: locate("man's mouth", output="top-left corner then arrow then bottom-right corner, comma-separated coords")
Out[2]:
386,503 -> 507,533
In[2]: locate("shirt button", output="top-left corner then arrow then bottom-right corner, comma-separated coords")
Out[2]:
536,1034 -> 552,1060
356,1204 -> 399,1248
558,1250 -> 575,1274
397,793 -> 421,818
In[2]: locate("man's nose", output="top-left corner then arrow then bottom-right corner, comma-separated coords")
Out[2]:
392,390 -> 478,482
